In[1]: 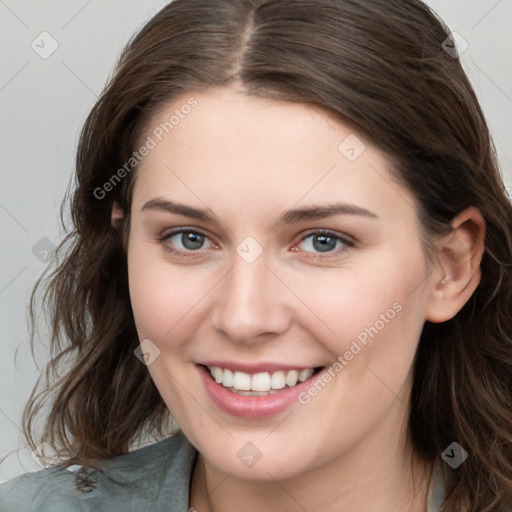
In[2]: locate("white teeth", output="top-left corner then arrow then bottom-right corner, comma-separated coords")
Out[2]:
233,371 -> 251,391
298,368 -> 314,382
271,371 -> 286,390
231,389 -> 278,396
223,369 -> 234,387
251,372 -> 271,392
285,370 -> 299,387
207,366 -> 317,392
213,367 -> 223,383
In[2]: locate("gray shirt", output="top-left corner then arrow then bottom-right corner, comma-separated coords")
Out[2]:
0,430 -> 446,511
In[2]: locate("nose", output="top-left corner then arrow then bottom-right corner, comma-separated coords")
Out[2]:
210,252 -> 292,345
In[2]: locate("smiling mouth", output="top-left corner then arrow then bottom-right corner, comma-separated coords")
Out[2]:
202,365 -> 324,396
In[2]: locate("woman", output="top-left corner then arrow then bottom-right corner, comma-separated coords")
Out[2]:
1,0 -> 511,510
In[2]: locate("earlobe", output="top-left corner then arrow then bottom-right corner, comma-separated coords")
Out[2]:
425,207 -> 486,323
111,201 -> 125,228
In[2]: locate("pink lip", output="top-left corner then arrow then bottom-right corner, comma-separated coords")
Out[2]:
199,360 -> 320,374
197,364 -> 322,419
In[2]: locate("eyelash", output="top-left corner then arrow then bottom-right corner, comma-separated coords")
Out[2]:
157,228 -> 355,260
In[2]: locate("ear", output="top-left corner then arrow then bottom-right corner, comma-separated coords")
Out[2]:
111,201 -> 125,228
425,206 -> 486,323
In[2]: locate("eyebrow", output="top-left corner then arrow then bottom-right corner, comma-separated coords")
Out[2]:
141,198 -> 379,224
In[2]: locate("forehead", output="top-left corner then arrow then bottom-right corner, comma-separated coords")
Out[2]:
132,87 -> 417,224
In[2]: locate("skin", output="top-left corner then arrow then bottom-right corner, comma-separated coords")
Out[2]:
116,87 -> 485,512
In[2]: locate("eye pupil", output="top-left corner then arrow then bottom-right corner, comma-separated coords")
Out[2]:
182,232 -> 204,250
313,235 -> 337,253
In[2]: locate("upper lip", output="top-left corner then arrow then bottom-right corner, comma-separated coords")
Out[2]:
198,360 -> 324,374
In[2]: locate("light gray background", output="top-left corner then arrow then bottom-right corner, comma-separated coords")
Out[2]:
1,0 -> 511,483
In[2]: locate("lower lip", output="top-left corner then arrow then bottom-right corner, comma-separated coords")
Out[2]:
198,365 -> 321,419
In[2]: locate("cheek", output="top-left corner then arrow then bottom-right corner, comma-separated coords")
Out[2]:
291,252 -> 427,367
127,244 -> 210,345
127,246 -> 208,418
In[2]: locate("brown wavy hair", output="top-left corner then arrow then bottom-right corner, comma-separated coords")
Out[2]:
12,0 -> 512,510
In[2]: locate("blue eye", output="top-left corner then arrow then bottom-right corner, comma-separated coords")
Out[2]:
158,228 -> 354,259
159,229 -> 214,255
298,231 -> 352,255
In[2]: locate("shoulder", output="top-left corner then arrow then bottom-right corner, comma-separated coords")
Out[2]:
0,430 -> 198,512
427,461 -> 445,512
426,462 -> 512,512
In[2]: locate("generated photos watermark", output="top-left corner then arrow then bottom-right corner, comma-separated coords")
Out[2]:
442,442 -> 468,469
93,97 -> 198,200
298,301 -> 403,405
134,338 -> 161,366
237,442 -> 263,469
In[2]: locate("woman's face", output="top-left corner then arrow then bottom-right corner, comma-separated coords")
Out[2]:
127,87 -> 440,480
